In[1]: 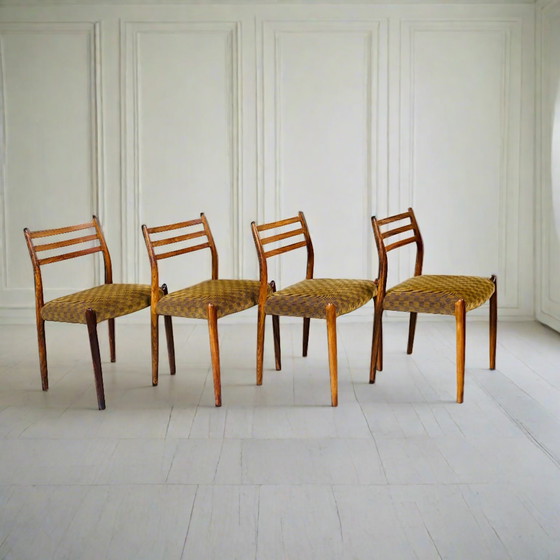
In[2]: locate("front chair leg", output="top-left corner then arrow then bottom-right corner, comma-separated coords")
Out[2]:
406,312 -> 417,355
207,303 -> 222,407
455,299 -> 466,404
108,318 -> 116,362
85,308 -> 105,410
256,306 -> 266,386
270,281 -> 281,371
489,275 -> 497,370
150,308 -> 159,387
37,318 -> 49,391
303,317 -> 310,357
161,285 -> 176,375
326,303 -> 338,407
370,302 -> 383,384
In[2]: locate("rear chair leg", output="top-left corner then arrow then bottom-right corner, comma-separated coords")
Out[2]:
256,306 -> 266,386
270,281 -> 281,371
326,303 -> 338,407
85,308 -> 105,410
207,304 -> 222,407
37,318 -> 49,391
370,303 -> 383,383
108,318 -> 116,362
303,317 -> 310,357
161,285 -> 176,375
489,275 -> 497,370
406,312 -> 417,355
455,299 -> 466,404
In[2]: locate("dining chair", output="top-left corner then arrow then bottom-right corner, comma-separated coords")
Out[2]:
142,213 -> 265,407
370,208 -> 497,403
23,216 -> 152,410
251,211 -> 377,406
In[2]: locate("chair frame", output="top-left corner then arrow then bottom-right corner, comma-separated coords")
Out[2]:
252,211 -> 369,407
24,216 -> 125,410
370,208 -> 497,403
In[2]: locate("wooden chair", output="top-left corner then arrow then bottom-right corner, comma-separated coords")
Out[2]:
251,211 -> 377,406
370,208 -> 497,403
142,213 -> 264,407
23,217 -> 152,410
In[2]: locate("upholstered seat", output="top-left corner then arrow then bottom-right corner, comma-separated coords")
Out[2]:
42,284 -> 151,324
156,279 -> 263,319
265,278 -> 376,319
384,275 -> 496,315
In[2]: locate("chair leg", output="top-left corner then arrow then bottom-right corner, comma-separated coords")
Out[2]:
162,285 -> 176,375
455,299 -> 466,404
108,318 -> 116,362
326,303 -> 338,407
303,317 -> 310,357
207,304 -> 222,407
377,315 -> 383,372
36,318 -> 49,391
150,309 -> 159,387
370,303 -> 383,384
406,312 -> 418,355
489,275 -> 497,370
85,309 -> 105,410
256,305 -> 266,386
270,281 -> 281,371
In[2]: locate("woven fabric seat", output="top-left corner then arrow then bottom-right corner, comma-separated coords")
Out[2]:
41,284 -> 152,324
384,275 -> 495,315
156,279 -> 263,319
265,278 -> 377,319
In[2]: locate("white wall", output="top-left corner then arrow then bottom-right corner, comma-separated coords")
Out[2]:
537,0 -> 560,331
0,1 -> 536,322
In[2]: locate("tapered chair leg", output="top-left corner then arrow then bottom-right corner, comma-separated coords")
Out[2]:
150,310 -> 159,387
270,281 -> 281,371
489,275 -> 497,370
207,304 -> 222,407
161,285 -> 176,375
326,303 -> 338,407
256,306 -> 266,386
36,318 -> 49,391
303,317 -> 310,357
85,308 -> 105,410
108,318 -> 116,362
377,317 -> 383,372
406,312 -> 418,355
370,303 -> 383,384
455,299 -> 466,404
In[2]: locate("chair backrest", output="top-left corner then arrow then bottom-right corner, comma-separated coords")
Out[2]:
142,213 -> 218,299
371,208 -> 424,297
251,211 -> 314,297
24,216 -> 112,309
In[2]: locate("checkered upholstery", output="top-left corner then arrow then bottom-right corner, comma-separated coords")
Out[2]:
264,278 -> 377,319
156,279 -> 264,320
383,275 -> 495,315
41,283 -> 152,324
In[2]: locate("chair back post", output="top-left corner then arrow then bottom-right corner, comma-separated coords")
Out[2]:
251,221 -> 270,306
23,227 -> 46,317
200,213 -> 219,280
92,216 -> 113,284
298,211 -> 314,280
141,224 -> 162,312
407,208 -> 424,277
371,216 -> 389,299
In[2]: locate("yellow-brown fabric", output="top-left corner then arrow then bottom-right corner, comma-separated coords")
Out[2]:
156,279 -> 263,319
264,278 -> 377,319
383,275 -> 495,315
41,283 -> 151,324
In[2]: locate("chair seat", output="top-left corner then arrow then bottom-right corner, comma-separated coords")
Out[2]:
156,279 -> 262,319
384,275 -> 495,315
265,278 -> 377,319
41,283 -> 152,324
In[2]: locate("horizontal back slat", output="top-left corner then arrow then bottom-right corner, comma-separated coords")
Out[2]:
35,233 -> 99,252
264,240 -> 307,259
146,218 -> 202,235
261,228 -> 304,245
155,242 -> 211,260
29,222 -> 93,239
385,236 -> 417,253
376,211 -> 411,227
257,216 -> 300,232
38,246 -> 102,265
151,230 -> 205,248
381,224 -> 414,240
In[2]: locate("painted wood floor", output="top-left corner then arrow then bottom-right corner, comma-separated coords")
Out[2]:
0,317 -> 559,559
